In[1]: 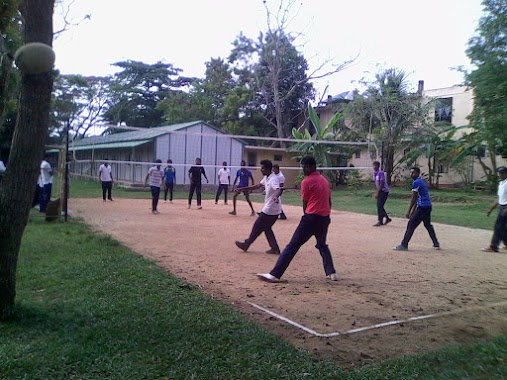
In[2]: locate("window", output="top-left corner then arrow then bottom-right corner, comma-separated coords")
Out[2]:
247,152 -> 257,167
435,98 -> 453,123
438,162 -> 449,174
273,154 -> 283,161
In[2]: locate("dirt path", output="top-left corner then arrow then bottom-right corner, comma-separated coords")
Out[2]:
70,197 -> 507,368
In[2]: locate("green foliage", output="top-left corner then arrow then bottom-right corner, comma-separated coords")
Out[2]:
158,58 -> 236,128
103,60 -> 195,128
290,104 -> 345,183
50,74 -> 110,142
463,0 -> 507,188
345,68 -> 435,184
228,29 -> 314,139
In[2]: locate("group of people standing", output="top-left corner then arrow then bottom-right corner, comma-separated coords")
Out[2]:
141,157 -> 287,219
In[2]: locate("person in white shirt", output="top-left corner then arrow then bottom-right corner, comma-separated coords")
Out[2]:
273,164 -> 287,220
98,159 -> 114,201
39,155 -> 54,213
215,161 -> 230,205
144,159 -> 164,214
482,166 -> 507,252
234,160 -> 282,255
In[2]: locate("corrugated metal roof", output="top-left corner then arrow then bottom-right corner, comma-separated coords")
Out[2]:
69,140 -> 151,151
71,121 -> 203,146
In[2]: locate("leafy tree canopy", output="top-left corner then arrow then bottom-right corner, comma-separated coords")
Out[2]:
103,60 -> 195,128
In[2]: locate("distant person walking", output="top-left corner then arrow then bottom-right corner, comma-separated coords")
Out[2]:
229,160 -> 255,216
482,166 -> 507,253
0,159 -> 5,184
257,156 -> 338,283
39,155 -> 54,213
372,161 -> 391,226
188,157 -> 209,209
98,159 -> 114,201
163,159 -> 176,203
144,159 -> 164,214
273,164 -> 287,219
215,161 -> 230,205
393,167 -> 440,251
235,160 -> 282,254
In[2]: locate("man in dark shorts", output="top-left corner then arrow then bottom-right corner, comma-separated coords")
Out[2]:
229,160 -> 255,216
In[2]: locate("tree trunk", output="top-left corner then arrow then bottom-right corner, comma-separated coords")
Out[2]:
0,0 -> 55,320
0,37 -> 13,129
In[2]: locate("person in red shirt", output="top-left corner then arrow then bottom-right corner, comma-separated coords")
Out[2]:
257,155 -> 338,283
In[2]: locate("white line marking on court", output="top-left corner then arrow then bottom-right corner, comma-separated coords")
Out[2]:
248,300 -> 507,338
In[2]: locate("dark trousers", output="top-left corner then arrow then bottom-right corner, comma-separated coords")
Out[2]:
271,214 -> 336,279
215,184 -> 229,203
243,212 -> 280,251
188,182 -> 202,205
490,205 -> 507,249
102,181 -> 112,200
32,185 -> 41,207
377,191 -> 389,222
401,206 -> 439,248
39,183 -> 52,213
151,186 -> 160,211
164,183 -> 174,201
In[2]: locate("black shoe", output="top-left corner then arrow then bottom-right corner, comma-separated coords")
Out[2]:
385,218 -> 392,225
235,241 -> 248,252
373,222 -> 383,227
265,248 -> 280,254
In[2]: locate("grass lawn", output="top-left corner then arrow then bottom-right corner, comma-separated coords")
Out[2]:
3,177 -> 505,379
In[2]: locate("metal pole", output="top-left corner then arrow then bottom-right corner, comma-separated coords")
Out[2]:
64,123 -> 69,221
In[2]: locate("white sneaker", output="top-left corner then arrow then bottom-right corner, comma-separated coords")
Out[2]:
327,273 -> 339,281
256,273 -> 287,283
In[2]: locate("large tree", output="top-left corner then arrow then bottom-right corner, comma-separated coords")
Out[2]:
0,0 -> 55,319
50,74 -> 110,142
463,0 -> 507,184
104,60 -> 194,128
345,68 -> 434,184
158,57 -> 235,127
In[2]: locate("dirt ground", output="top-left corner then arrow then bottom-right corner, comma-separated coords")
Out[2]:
70,196 -> 507,369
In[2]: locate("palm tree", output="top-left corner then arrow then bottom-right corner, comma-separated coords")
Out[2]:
346,68 -> 434,184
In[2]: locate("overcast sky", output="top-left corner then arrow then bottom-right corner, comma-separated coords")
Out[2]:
53,0 -> 484,97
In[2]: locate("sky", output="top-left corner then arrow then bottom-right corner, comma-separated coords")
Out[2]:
52,0 -> 484,97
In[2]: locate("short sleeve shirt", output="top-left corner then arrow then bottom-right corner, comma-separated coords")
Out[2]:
148,166 -> 164,187
276,171 -> 285,186
412,177 -> 432,207
374,170 -> 390,192
164,167 -> 176,184
218,168 -> 230,185
301,172 -> 331,216
99,164 -> 112,182
260,173 -> 282,215
189,166 -> 206,183
498,178 -> 507,205
40,160 -> 53,185
237,169 -> 253,187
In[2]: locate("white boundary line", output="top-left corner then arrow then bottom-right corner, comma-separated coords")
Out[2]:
248,300 -> 507,338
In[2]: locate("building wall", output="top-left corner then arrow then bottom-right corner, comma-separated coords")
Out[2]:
70,122 -> 244,185
243,147 -> 302,187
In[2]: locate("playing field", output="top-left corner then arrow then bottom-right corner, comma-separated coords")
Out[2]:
70,197 -> 507,368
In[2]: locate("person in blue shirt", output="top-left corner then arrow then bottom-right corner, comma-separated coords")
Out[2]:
394,167 -> 440,251
163,159 -> 176,202
229,160 -> 255,216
